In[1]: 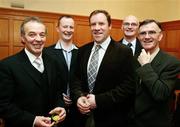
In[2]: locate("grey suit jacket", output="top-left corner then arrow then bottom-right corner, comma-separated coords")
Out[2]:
134,50 -> 180,127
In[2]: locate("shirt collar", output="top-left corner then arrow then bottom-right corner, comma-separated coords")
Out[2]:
55,40 -> 78,52
122,38 -> 136,48
93,36 -> 111,51
24,48 -> 43,63
150,47 -> 160,62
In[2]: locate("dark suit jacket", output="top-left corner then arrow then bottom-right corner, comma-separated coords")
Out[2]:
0,49 -> 64,127
44,44 -> 78,94
134,50 -> 180,127
44,44 -> 79,127
71,39 -> 136,127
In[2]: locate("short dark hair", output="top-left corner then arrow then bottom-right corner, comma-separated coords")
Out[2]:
57,15 -> 74,27
20,16 -> 46,36
89,10 -> 111,26
139,19 -> 162,30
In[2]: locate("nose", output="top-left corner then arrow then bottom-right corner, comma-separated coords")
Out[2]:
35,35 -> 42,41
94,24 -> 100,30
144,33 -> 151,38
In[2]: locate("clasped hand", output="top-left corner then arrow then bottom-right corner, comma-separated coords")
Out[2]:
77,94 -> 96,114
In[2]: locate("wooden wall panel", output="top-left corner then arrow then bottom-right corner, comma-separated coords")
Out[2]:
0,7 -> 179,60
13,20 -> 23,46
0,46 -> 9,60
74,21 -> 92,47
161,21 -> 180,59
0,18 -> 9,45
110,19 -> 123,41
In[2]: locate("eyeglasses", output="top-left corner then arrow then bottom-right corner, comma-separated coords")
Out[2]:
139,30 -> 161,36
123,22 -> 138,27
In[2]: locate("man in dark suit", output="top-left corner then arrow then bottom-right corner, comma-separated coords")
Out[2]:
44,15 -> 79,127
119,15 -> 142,57
0,16 -> 66,127
71,10 -> 136,127
130,19 -> 180,127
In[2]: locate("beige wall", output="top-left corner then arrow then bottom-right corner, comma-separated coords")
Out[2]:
0,0 -> 179,22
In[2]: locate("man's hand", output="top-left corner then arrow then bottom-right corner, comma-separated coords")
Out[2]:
77,96 -> 91,114
87,94 -> 96,109
34,116 -> 53,127
63,93 -> 72,106
49,107 -> 66,125
138,49 -> 151,66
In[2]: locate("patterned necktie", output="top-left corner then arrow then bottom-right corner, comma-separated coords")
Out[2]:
87,45 -> 101,93
34,57 -> 44,73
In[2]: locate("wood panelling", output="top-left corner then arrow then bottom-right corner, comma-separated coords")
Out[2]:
0,7 -> 179,60
74,19 -> 92,47
0,18 -> 9,45
0,46 -> 9,60
161,21 -> 180,59
0,7 -> 122,58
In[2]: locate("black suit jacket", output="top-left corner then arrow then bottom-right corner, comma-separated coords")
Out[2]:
44,44 -> 78,94
71,38 -> 136,127
0,49 -> 64,127
134,50 -> 180,127
44,44 -> 79,127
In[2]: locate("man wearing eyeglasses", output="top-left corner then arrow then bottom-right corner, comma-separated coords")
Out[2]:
129,19 -> 180,127
119,15 -> 142,57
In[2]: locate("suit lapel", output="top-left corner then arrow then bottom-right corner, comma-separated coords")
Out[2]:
134,39 -> 142,56
42,53 -> 52,86
54,49 -> 68,69
150,50 -> 162,72
70,49 -> 78,68
18,50 -> 41,86
96,40 -> 114,80
84,43 -> 94,78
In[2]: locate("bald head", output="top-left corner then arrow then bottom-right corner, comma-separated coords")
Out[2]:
121,15 -> 139,41
123,15 -> 139,26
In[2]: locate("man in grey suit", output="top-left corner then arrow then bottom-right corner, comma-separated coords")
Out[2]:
71,10 -> 136,127
129,19 -> 180,127
0,16 -> 66,127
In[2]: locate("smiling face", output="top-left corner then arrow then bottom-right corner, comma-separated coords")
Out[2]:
57,17 -> 74,43
122,15 -> 139,39
21,21 -> 46,57
90,12 -> 111,44
138,22 -> 163,53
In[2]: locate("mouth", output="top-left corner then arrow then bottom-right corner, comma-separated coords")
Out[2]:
34,44 -> 43,49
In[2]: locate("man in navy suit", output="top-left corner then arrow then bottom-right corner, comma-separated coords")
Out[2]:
71,10 -> 136,127
44,15 -> 80,127
129,19 -> 180,127
0,16 -> 66,127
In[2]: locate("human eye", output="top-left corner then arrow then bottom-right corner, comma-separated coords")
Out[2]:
99,22 -> 105,26
28,32 -> 36,38
123,22 -> 130,26
63,25 -> 68,28
148,30 -> 157,35
39,33 -> 46,38
131,23 -> 138,27
139,31 -> 146,36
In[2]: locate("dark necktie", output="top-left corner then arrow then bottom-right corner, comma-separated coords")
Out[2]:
87,45 -> 101,93
127,43 -> 132,48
